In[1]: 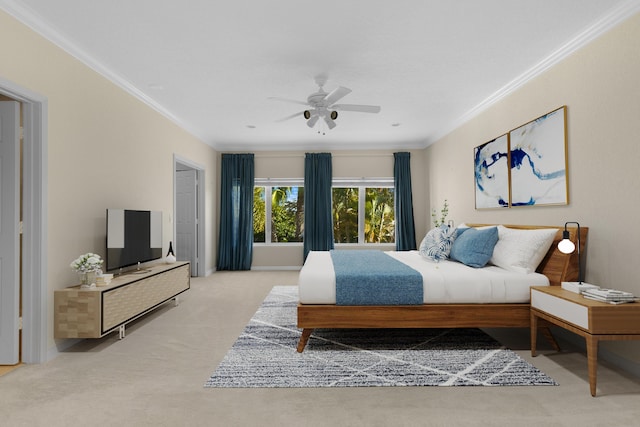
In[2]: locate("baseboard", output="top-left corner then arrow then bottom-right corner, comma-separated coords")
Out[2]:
251,266 -> 301,271
553,328 -> 640,379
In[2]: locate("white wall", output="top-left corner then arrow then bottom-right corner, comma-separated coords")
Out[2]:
426,12 -> 640,363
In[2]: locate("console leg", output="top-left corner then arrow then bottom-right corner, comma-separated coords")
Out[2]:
174,296 -> 180,307
118,325 -> 126,340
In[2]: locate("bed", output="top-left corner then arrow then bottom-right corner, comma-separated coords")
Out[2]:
296,224 -> 588,352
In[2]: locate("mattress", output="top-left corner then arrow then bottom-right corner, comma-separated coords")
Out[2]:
298,250 -> 550,304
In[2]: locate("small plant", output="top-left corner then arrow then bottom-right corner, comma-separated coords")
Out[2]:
431,199 -> 449,227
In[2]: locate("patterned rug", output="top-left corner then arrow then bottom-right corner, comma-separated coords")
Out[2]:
205,286 -> 557,388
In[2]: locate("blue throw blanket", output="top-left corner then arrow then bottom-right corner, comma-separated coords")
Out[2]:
331,250 -> 423,305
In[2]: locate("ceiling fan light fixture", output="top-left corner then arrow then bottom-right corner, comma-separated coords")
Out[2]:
324,116 -> 336,129
307,115 -> 319,128
270,78 -> 380,130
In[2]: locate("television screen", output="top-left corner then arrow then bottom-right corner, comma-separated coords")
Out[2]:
106,209 -> 163,271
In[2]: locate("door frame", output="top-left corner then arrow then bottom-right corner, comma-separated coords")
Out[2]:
0,77 -> 48,363
173,155 -> 205,277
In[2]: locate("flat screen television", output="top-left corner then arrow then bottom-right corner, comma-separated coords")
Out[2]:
106,209 -> 163,272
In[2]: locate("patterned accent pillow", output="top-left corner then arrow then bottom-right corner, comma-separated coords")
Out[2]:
419,225 -> 457,262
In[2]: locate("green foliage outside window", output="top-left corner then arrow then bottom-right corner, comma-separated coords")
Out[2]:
332,188 -> 359,243
255,184 -> 394,244
364,188 -> 395,243
271,186 -> 304,242
253,187 -> 266,242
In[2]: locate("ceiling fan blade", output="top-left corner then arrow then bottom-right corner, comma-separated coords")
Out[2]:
307,115 -> 320,128
268,96 -> 309,106
332,104 -> 381,113
324,116 -> 337,129
275,111 -> 305,122
323,86 -> 352,105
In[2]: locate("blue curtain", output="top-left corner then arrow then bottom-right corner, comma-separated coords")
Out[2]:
217,153 -> 255,270
394,152 -> 417,251
303,153 -> 334,261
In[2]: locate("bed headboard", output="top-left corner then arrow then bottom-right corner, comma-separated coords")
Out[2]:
466,224 -> 588,287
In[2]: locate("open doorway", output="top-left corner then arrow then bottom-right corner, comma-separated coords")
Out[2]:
174,156 -> 205,277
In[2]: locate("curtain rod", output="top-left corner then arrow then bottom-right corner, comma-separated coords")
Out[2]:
254,152 -> 397,159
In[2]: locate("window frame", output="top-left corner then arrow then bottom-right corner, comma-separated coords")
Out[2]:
332,178 -> 395,246
253,177 -> 395,246
254,178 -> 304,246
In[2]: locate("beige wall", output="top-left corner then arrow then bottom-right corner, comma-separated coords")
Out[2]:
249,149 -> 427,268
0,10 -> 218,350
426,13 -> 640,363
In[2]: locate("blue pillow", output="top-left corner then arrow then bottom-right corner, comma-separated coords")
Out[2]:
449,226 -> 499,268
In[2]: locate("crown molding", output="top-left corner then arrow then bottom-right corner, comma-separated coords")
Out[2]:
0,0 -> 209,145
429,0 -> 640,145
3,0 -> 638,151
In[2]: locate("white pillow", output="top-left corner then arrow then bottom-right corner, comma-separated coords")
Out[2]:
419,225 -> 457,262
490,225 -> 557,274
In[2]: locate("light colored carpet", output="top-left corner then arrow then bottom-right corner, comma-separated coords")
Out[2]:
206,286 -> 556,388
1,271 -> 640,427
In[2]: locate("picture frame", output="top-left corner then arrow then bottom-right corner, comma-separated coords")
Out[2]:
508,106 -> 568,207
474,133 -> 510,209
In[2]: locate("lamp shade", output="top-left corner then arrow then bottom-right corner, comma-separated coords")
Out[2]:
558,238 -> 576,254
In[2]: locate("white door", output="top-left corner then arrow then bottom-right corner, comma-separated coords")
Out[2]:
176,170 -> 198,276
0,101 -> 20,364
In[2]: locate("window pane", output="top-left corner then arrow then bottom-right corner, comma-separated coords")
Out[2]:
332,187 -> 358,243
365,188 -> 395,243
271,186 -> 304,242
253,187 -> 265,242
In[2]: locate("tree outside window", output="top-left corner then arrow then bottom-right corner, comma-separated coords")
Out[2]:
254,180 -> 394,245
271,186 -> 304,242
332,187 -> 358,243
253,187 -> 266,242
364,187 -> 395,243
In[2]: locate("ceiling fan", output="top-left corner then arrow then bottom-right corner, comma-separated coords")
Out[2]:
269,74 -> 381,131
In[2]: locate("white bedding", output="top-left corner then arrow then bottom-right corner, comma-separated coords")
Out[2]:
298,250 -> 550,304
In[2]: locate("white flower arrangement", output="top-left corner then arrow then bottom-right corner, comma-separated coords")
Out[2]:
70,252 -> 103,274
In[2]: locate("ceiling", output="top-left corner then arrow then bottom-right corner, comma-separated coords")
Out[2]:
2,1 -> 639,151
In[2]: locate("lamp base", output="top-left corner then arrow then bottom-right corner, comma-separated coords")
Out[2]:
561,281 -> 600,294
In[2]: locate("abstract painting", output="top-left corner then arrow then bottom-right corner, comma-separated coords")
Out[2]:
474,134 -> 510,209
508,106 -> 568,206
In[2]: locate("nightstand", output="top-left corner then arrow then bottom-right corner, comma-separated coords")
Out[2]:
530,286 -> 640,396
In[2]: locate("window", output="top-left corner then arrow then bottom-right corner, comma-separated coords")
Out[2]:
254,179 -> 304,243
364,187 -> 395,243
254,178 -> 394,244
332,179 -> 395,245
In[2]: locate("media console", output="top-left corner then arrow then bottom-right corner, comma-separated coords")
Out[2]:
54,261 -> 190,339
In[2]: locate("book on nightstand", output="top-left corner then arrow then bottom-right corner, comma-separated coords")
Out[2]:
582,288 -> 638,304
561,281 -> 600,294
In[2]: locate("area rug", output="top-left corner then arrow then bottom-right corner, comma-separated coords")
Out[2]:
205,286 -> 557,388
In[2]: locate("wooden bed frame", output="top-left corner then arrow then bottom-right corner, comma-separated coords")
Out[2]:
296,224 -> 588,352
